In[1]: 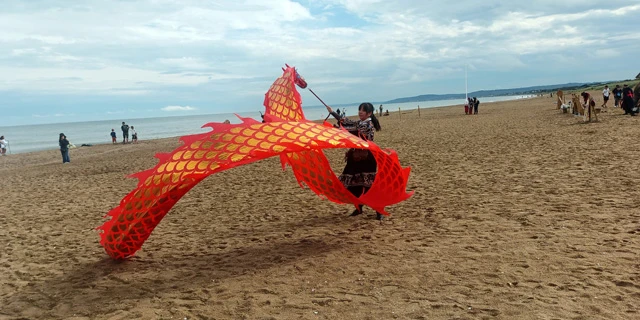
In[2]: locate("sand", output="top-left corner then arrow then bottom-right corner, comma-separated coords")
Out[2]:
1,92 -> 639,319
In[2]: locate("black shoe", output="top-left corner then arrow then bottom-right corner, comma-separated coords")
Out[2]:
350,210 -> 362,216
376,213 -> 384,220
350,205 -> 364,217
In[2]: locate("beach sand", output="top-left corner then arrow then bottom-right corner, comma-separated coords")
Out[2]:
1,92 -> 639,319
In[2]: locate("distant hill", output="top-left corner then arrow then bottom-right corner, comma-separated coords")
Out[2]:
308,80 -> 636,108
383,82 -> 605,104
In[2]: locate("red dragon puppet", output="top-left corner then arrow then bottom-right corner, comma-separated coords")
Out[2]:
98,65 -> 413,260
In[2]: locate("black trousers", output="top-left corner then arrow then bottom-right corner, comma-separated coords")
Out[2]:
622,97 -> 635,114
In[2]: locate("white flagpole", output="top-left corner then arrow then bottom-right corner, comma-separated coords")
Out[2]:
465,64 -> 468,103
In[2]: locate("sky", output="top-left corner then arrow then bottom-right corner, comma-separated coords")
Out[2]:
1,0 -> 639,126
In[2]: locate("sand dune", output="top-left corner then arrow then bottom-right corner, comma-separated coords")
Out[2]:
1,93 -> 639,319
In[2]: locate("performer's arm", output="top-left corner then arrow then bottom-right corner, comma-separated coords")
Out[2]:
325,105 -> 343,121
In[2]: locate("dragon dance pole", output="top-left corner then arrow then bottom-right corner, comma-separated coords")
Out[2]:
304,89 -> 335,121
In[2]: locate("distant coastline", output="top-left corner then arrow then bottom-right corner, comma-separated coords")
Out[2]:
318,79 -> 640,108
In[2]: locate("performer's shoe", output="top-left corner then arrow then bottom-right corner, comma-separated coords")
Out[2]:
349,209 -> 362,216
375,212 -> 384,220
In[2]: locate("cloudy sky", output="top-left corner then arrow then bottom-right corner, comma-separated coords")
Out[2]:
2,0 -> 639,125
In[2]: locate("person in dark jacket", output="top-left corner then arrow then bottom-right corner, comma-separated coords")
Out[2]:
612,85 -> 623,108
622,84 -> 636,116
473,97 -> 480,114
59,133 -> 70,163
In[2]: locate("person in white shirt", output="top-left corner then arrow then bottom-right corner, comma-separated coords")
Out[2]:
0,136 -> 8,156
131,126 -> 138,144
602,85 -> 610,108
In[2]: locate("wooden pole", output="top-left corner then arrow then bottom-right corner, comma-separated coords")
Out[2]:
398,107 -> 401,119
418,105 -> 420,117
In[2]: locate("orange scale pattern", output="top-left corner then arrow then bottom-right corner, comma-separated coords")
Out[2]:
98,65 -> 412,260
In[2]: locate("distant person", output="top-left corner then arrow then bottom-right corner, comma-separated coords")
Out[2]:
473,97 -> 480,114
635,83 -> 640,110
612,85 -> 622,108
580,92 -> 596,118
131,126 -> 138,144
59,133 -> 70,163
601,85 -> 610,108
379,104 -> 383,116
464,98 -> 469,114
384,109 -> 389,116
622,84 -> 636,116
110,129 -> 117,144
121,121 -> 129,144
0,135 -> 8,156
223,119 -> 231,124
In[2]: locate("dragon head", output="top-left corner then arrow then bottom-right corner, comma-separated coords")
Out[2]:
284,64 -> 307,89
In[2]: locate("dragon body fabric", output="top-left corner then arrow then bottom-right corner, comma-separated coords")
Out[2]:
98,66 -> 413,259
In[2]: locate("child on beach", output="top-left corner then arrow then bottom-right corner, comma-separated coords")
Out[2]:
602,85 -> 610,108
110,129 -> 117,144
326,102 -> 383,220
0,136 -> 8,156
131,126 -> 138,144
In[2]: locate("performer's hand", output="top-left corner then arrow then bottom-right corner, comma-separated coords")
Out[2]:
325,105 -> 333,113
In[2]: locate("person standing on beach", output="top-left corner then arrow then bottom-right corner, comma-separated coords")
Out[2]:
59,133 -> 70,163
325,102 -> 384,220
473,97 -> 480,114
131,126 -> 138,144
121,122 -> 129,144
379,104 -> 383,116
612,85 -> 622,108
0,136 -> 8,156
110,129 -> 117,144
602,85 -> 610,108
580,92 -> 597,119
621,84 -> 636,116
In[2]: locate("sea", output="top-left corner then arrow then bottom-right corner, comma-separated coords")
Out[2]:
0,95 -> 533,155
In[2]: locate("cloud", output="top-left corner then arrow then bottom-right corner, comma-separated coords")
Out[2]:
2,1 -> 640,125
32,113 -> 75,118
161,105 -> 197,112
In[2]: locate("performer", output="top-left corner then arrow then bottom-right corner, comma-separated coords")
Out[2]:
326,102 -> 383,220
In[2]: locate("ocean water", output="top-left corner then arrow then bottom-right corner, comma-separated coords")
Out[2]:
0,95 -> 532,155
